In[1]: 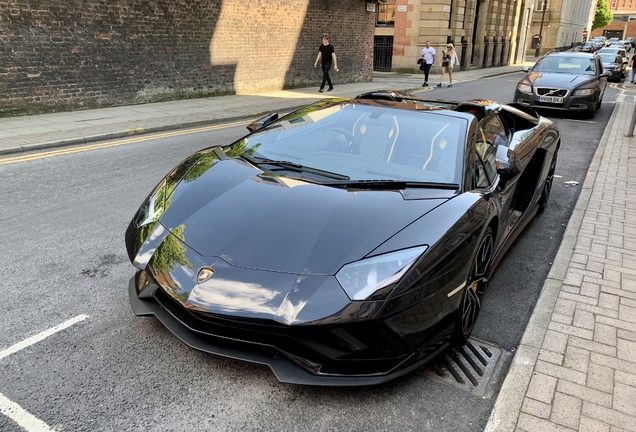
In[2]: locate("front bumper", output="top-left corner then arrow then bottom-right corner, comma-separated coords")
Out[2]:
513,90 -> 598,112
128,275 -> 450,386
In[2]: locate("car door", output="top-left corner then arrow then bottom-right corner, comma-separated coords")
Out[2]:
471,114 -> 514,251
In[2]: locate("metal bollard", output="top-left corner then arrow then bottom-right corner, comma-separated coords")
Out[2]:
628,103 -> 636,137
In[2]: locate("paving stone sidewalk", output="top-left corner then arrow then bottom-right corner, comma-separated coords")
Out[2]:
486,100 -> 636,431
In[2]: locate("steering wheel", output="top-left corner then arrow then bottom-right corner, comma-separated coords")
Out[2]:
328,128 -> 356,153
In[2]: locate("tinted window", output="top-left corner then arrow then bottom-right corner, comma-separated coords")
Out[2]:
599,53 -> 620,63
236,102 -> 468,184
473,155 -> 490,189
475,116 -> 499,184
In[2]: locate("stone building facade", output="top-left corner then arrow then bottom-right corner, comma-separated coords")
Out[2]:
527,0 -> 596,56
374,0 -> 534,74
0,0 -> 375,116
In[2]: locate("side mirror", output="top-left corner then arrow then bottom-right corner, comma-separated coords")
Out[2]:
601,70 -> 612,77
522,66 -> 530,72
247,113 -> 279,133
495,146 -> 520,186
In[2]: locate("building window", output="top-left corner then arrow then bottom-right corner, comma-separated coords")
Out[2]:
377,0 -> 396,27
612,0 -> 617,7
536,1 -> 550,11
622,0 -> 626,8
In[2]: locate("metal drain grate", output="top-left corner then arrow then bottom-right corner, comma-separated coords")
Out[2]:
420,338 -> 502,396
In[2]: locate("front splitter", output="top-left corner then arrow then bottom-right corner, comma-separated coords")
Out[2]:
128,276 -> 447,386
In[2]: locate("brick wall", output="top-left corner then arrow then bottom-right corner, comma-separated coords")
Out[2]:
0,0 -> 375,116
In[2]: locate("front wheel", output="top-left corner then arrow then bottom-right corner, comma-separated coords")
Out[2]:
451,228 -> 493,343
584,101 -> 598,119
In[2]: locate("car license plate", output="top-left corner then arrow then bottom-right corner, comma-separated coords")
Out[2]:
539,96 -> 564,104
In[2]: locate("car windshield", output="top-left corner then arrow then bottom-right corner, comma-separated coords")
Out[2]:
599,53 -> 618,63
533,56 -> 597,75
232,101 -> 467,185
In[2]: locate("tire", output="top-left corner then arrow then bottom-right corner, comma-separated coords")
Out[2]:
538,148 -> 558,213
584,101 -> 598,119
451,228 -> 494,343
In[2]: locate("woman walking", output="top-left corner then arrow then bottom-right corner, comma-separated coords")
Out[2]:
437,44 -> 460,88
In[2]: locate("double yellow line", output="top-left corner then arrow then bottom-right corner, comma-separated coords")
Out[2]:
0,120 -> 251,165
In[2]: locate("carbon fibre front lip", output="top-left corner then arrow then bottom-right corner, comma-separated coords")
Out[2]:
128,276 -> 447,386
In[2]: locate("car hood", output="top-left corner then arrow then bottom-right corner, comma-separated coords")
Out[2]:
525,72 -> 596,88
159,158 -> 450,275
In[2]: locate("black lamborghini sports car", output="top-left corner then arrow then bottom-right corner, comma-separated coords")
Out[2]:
126,91 -> 560,386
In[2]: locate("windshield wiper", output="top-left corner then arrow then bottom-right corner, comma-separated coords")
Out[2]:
318,180 -> 460,190
241,155 -> 350,180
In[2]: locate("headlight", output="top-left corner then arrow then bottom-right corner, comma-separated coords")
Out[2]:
134,180 -> 167,227
517,84 -> 532,93
574,88 -> 595,96
336,246 -> 427,301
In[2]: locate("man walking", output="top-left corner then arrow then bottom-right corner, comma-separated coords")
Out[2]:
314,34 -> 339,93
421,40 -> 435,87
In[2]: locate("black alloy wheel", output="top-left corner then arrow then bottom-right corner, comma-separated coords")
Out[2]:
452,228 -> 494,342
538,149 -> 558,213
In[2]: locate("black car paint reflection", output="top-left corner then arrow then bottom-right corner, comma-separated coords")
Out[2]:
126,94 -> 560,385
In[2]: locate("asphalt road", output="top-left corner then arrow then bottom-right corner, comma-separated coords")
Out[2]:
0,74 -> 621,432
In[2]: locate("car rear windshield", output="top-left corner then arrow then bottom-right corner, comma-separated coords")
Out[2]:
533,56 -> 598,75
599,53 -> 619,63
234,101 -> 468,185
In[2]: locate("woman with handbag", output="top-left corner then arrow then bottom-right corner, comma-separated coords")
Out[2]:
437,44 -> 460,88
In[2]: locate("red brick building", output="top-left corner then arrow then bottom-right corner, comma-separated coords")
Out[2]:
0,0 -> 375,116
590,0 -> 636,39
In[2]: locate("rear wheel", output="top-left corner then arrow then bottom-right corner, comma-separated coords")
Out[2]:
538,148 -> 558,213
452,228 -> 493,343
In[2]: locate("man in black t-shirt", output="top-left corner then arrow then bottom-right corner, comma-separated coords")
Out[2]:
314,34 -> 339,92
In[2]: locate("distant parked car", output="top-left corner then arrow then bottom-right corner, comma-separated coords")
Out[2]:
514,51 -> 609,118
599,47 -> 629,66
580,42 -> 596,53
625,37 -> 635,48
598,53 -> 626,82
610,41 -> 632,53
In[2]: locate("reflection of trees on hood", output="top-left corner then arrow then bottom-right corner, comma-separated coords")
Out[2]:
151,224 -> 193,274
182,151 -> 221,183
135,221 -> 157,251
226,138 -> 259,158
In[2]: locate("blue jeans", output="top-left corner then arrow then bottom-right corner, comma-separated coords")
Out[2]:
631,67 -> 636,83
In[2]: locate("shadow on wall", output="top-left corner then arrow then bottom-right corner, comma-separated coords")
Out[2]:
0,0 -> 374,115
209,0 -> 374,94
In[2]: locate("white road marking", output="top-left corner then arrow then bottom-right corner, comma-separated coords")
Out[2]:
0,315 -> 89,430
564,119 -> 596,124
0,392 -> 54,432
0,314 -> 89,360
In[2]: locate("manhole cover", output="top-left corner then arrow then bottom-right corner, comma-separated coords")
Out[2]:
419,338 -> 503,397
